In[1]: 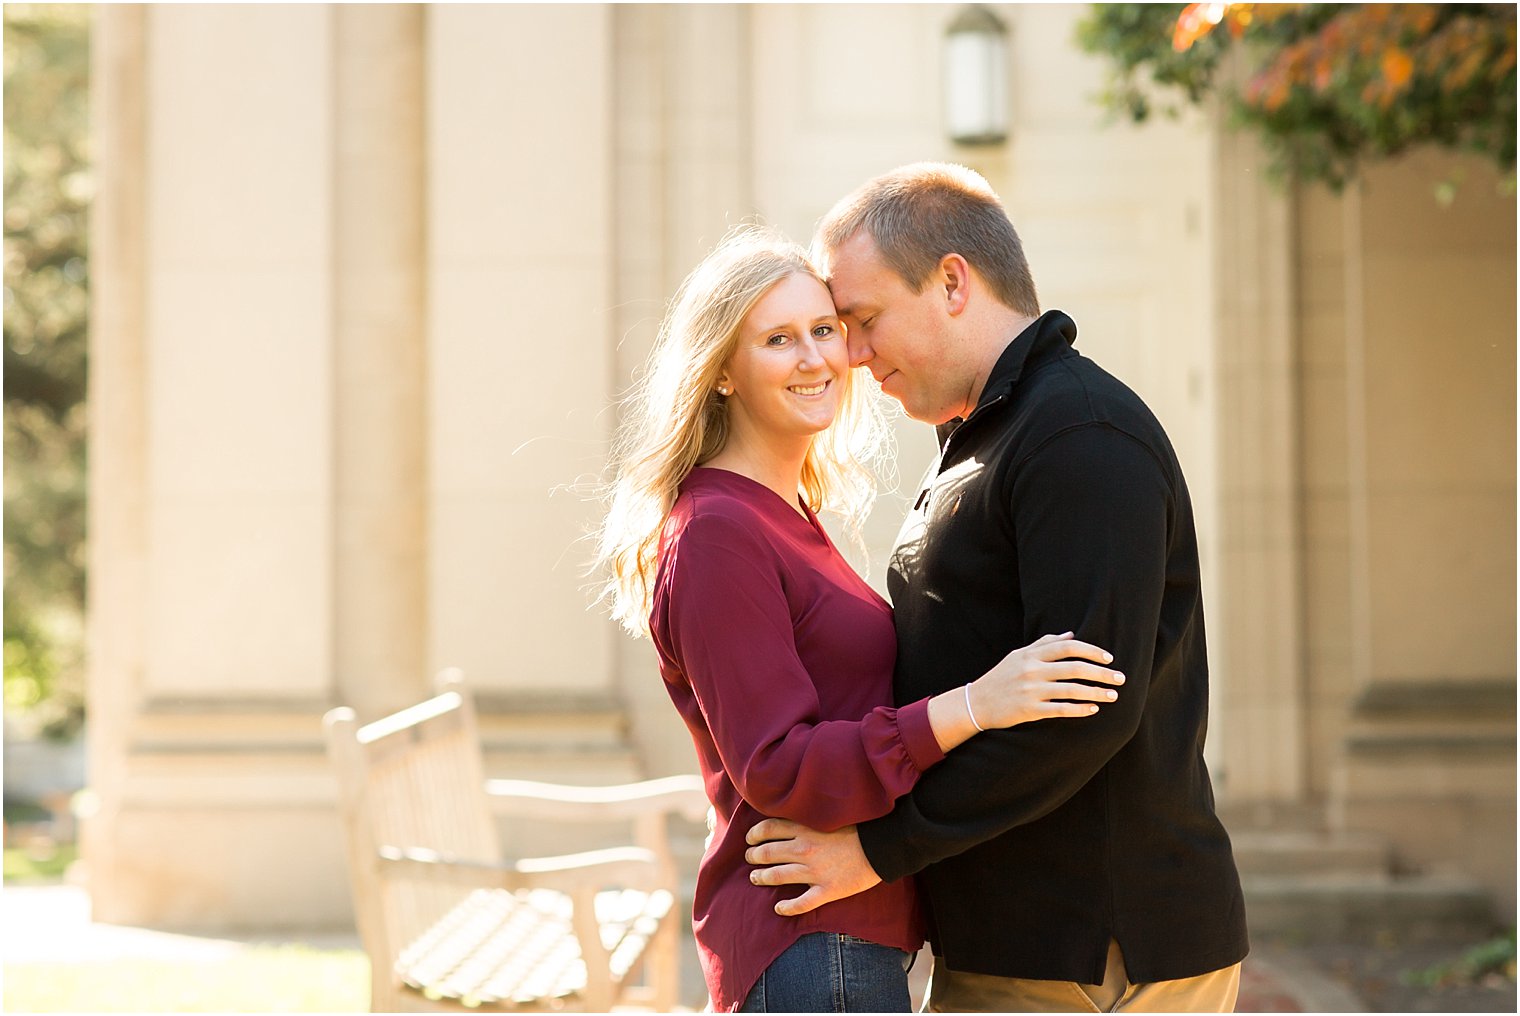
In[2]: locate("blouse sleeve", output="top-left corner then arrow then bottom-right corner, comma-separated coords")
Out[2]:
653,509 -> 944,833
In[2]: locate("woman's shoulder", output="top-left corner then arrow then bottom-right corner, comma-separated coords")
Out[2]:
661,471 -> 804,579
653,481 -> 785,624
673,468 -> 781,520
666,482 -> 774,547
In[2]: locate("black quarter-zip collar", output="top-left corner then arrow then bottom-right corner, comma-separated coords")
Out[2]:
977,309 -> 1079,406
937,309 -> 1078,453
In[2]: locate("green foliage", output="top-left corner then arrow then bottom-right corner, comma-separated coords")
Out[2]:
4,4 -> 90,738
2,797 -> 51,825
1075,3 -> 1247,119
1402,928 -> 1518,988
1076,3 -> 1518,190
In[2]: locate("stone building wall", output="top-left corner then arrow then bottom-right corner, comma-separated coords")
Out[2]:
85,4 -> 1514,931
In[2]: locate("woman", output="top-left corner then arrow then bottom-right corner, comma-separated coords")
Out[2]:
596,226 -> 1122,1012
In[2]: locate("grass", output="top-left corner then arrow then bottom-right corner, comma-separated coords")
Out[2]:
3,946 -> 371,1013
3,842 -> 78,883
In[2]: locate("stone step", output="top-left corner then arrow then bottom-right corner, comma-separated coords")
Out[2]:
1347,678 -> 1515,722
1217,800 -> 1328,833
1230,829 -> 1391,877
1242,872 -> 1498,943
475,689 -> 633,751
480,745 -> 644,785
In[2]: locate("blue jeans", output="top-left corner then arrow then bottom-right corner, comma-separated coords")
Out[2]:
739,932 -> 913,1012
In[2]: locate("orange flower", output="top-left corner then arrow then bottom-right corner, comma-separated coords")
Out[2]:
1381,46 -> 1414,88
1313,55 -> 1333,92
1173,4 -> 1208,53
1174,2 -> 1233,52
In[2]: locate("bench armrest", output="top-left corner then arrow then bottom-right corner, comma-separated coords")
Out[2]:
377,844 -> 661,893
484,774 -> 709,823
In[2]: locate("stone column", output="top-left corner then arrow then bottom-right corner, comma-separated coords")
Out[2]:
1294,179 -> 1361,801
84,3 -> 148,921
419,7 -> 644,806
332,5 -> 429,720
663,6 -> 755,274
88,4 -> 349,929
424,5 -> 618,698
1210,118 -> 1306,809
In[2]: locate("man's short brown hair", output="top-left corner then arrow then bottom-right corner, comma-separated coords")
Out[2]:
814,162 -> 1040,317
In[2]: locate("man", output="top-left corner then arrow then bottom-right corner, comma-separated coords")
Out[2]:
745,163 -> 1248,1012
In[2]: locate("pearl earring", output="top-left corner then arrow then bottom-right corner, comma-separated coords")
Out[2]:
716,385 -> 731,396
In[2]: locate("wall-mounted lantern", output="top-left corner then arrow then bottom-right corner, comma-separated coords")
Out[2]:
944,5 -> 1010,146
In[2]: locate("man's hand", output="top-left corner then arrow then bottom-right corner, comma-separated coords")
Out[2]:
745,818 -> 883,916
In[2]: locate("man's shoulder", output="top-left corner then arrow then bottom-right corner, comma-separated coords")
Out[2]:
1013,353 -> 1164,441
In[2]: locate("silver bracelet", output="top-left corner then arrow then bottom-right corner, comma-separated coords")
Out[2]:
964,683 -> 986,732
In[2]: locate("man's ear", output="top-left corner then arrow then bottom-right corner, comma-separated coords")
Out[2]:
940,253 -> 972,315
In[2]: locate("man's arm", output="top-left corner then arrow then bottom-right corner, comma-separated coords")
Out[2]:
860,423 -> 1171,880
749,424 -> 1172,908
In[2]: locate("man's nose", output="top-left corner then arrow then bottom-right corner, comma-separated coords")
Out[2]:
846,329 -> 872,369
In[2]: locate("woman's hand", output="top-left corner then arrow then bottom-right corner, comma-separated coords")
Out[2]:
925,632 -> 1124,752
969,631 -> 1124,729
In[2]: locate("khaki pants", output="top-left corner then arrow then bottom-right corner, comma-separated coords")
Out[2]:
924,939 -> 1240,1013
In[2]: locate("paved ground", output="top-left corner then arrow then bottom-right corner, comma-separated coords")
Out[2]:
896,940 -> 1363,1013
3,884 -> 359,964
5,884 -> 1513,1012
1249,931 -> 1517,1014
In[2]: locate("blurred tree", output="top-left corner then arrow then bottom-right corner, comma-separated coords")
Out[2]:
4,4 -> 90,738
1077,3 -> 1517,190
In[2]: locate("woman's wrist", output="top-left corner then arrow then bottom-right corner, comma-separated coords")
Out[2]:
963,682 -> 987,732
926,686 -> 981,753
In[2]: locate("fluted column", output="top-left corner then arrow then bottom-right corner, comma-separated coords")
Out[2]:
332,5 -> 428,719
1211,116 -> 1306,807
85,2 -> 148,924
88,3 -> 345,929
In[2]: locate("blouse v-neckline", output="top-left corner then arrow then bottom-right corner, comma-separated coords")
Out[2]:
688,466 -> 828,540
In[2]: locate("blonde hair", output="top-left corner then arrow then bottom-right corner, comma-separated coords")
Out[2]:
596,225 -> 889,636
814,161 -> 1040,317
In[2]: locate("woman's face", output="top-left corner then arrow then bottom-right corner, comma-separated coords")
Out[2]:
718,273 -> 849,451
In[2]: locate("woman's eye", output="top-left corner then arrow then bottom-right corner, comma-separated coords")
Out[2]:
766,333 -> 789,346
812,324 -> 836,338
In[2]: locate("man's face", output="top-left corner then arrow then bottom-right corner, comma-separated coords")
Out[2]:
825,231 -> 966,425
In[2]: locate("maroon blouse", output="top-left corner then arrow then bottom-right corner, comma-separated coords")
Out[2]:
649,467 -> 946,1011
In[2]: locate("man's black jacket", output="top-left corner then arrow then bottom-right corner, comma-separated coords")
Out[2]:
858,310 -> 1249,985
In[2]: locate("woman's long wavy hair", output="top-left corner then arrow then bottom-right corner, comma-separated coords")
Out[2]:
595,225 -> 890,636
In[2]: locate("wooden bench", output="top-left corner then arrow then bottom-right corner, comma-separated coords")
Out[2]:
324,672 -> 708,1011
